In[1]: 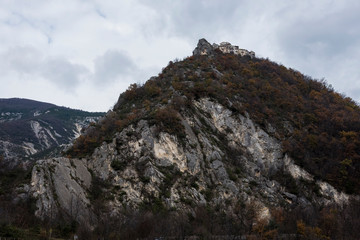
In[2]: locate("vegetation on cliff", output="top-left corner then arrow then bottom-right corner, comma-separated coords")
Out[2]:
69,50 -> 360,195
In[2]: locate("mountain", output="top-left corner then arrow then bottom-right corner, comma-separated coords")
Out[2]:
2,39 -> 360,239
0,98 -> 104,165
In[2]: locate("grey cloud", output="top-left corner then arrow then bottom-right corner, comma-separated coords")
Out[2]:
2,46 -> 43,74
279,7 -> 360,60
41,57 -> 88,90
1,46 -> 139,93
138,0 -> 245,40
0,46 -> 89,91
93,49 -> 137,85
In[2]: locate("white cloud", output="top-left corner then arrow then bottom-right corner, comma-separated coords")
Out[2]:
0,0 -> 359,111
2,46 -> 43,74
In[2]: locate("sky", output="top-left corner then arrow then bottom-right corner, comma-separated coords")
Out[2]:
0,0 -> 360,112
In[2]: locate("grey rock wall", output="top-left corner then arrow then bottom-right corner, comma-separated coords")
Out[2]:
30,98 -> 349,224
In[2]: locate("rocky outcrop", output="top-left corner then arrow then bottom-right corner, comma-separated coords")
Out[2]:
193,38 -> 255,58
31,98 -> 349,224
193,38 -> 215,56
31,157 -> 94,225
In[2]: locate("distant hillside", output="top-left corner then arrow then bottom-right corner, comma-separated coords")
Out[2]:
0,98 -> 104,165
0,98 -> 56,112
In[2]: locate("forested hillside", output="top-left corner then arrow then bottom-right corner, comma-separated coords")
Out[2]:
69,48 -> 360,195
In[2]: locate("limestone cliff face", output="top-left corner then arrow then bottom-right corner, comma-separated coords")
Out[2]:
31,157 -> 93,225
30,98 -> 349,224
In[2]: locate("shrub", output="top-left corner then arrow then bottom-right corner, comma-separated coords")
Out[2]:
154,106 -> 185,138
111,160 -> 126,171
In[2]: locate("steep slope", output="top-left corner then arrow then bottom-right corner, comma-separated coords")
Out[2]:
0,98 -> 104,165
69,39 -> 360,195
12,39 -> 360,239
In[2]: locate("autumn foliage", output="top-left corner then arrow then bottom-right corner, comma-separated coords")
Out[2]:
68,51 -> 360,194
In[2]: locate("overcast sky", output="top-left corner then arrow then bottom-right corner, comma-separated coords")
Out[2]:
1,0 -> 360,112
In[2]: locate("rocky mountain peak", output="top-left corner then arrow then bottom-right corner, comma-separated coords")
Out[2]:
193,38 -> 255,58
192,38 -> 214,56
